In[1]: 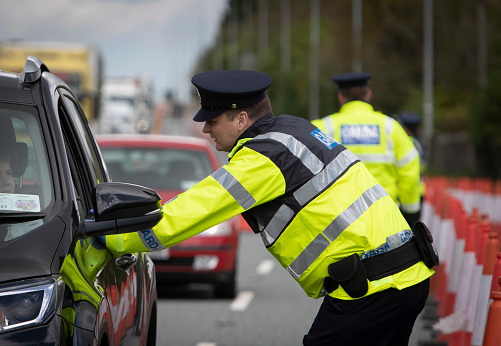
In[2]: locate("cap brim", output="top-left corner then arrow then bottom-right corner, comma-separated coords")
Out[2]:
193,108 -> 225,122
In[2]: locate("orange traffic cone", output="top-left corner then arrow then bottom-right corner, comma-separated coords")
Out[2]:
471,222 -> 499,345
482,277 -> 501,345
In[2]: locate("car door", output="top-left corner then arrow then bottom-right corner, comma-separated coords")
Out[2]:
57,88 -> 141,344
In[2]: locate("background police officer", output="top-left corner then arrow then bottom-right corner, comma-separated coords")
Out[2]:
104,70 -> 434,345
312,72 -> 422,227
398,110 -> 427,208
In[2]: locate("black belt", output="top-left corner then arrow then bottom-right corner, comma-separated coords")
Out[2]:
324,237 -> 423,297
362,237 -> 422,281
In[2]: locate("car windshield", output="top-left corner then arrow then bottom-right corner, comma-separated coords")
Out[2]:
0,104 -> 53,213
100,147 -> 215,191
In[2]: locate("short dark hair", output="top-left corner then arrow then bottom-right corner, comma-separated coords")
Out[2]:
339,86 -> 370,102
225,95 -> 272,121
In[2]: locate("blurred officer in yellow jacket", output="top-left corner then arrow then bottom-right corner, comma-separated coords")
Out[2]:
397,111 -> 427,207
312,72 -> 421,228
104,70 -> 436,346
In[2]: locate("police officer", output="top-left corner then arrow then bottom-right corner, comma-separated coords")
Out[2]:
398,111 -> 427,207
312,72 -> 422,228
103,70 -> 435,345
398,111 -> 427,173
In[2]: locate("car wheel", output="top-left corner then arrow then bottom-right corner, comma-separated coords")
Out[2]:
214,271 -> 237,299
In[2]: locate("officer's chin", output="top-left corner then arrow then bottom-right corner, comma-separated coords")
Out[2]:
214,140 -> 224,151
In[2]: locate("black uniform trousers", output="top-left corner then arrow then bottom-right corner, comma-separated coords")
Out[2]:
303,278 -> 430,346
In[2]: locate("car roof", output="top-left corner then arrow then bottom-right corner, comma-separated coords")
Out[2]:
0,56 -> 65,105
0,70 -> 36,104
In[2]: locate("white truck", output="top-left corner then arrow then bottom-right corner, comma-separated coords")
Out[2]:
99,76 -> 154,134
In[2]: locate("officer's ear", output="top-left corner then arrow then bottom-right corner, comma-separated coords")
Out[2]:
337,91 -> 347,106
236,111 -> 250,131
365,88 -> 372,102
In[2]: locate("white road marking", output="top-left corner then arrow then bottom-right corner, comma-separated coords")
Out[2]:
230,290 -> 255,311
196,343 -> 216,346
256,259 -> 275,275
227,260 -> 273,313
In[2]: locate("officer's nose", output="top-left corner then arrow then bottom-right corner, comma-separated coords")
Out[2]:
202,122 -> 210,133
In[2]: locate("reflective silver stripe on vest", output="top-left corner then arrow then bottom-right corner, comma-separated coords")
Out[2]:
254,132 -> 324,175
355,152 -> 396,163
385,117 -> 394,152
396,146 -> 419,168
211,167 -> 256,210
324,117 -> 335,138
294,150 -> 359,206
361,229 -> 413,260
401,201 -> 421,214
286,184 -> 388,278
287,233 -> 331,279
261,204 -> 295,246
323,184 -> 388,241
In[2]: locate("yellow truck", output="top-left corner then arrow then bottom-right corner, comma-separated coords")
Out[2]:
0,40 -> 103,123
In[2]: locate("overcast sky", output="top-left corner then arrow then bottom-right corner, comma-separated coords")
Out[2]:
0,0 -> 228,103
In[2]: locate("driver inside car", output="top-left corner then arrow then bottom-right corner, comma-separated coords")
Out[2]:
0,149 -> 15,194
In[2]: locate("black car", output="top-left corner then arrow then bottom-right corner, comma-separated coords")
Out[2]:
0,56 -> 161,345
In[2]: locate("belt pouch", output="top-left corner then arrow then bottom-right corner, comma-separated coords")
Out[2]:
327,254 -> 368,298
412,221 -> 440,268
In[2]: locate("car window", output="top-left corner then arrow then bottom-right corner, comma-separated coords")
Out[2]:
61,95 -> 106,184
60,118 -> 89,219
0,104 -> 53,212
58,97 -> 96,218
101,147 -> 214,191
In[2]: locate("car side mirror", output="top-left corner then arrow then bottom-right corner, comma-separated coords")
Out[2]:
83,182 -> 163,237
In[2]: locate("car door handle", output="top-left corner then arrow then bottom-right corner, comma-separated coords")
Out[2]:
115,253 -> 137,274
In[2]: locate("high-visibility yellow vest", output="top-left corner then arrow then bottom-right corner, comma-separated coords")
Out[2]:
105,113 -> 433,299
409,135 -> 427,197
312,101 -> 421,214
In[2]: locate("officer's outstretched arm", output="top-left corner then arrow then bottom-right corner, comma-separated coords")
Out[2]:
104,147 -> 286,256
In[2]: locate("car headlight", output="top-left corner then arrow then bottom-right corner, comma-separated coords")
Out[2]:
196,221 -> 233,237
0,276 -> 63,333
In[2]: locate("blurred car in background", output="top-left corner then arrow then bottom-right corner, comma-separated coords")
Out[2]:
97,134 -> 241,298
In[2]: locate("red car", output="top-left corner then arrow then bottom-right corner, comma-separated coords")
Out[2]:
97,134 -> 241,298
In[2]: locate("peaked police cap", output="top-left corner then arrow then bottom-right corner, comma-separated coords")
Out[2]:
332,72 -> 372,89
191,70 -> 273,122
398,111 -> 421,127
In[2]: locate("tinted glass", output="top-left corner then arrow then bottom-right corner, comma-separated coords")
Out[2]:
100,147 -> 214,191
62,96 -> 106,184
0,104 -> 53,212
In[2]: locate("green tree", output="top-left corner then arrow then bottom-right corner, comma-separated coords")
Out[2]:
193,0 -> 501,177
470,67 -> 501,178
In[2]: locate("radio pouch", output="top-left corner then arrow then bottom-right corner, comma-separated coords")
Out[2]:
412,221 -> 440,268
327,253 -> 368,298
